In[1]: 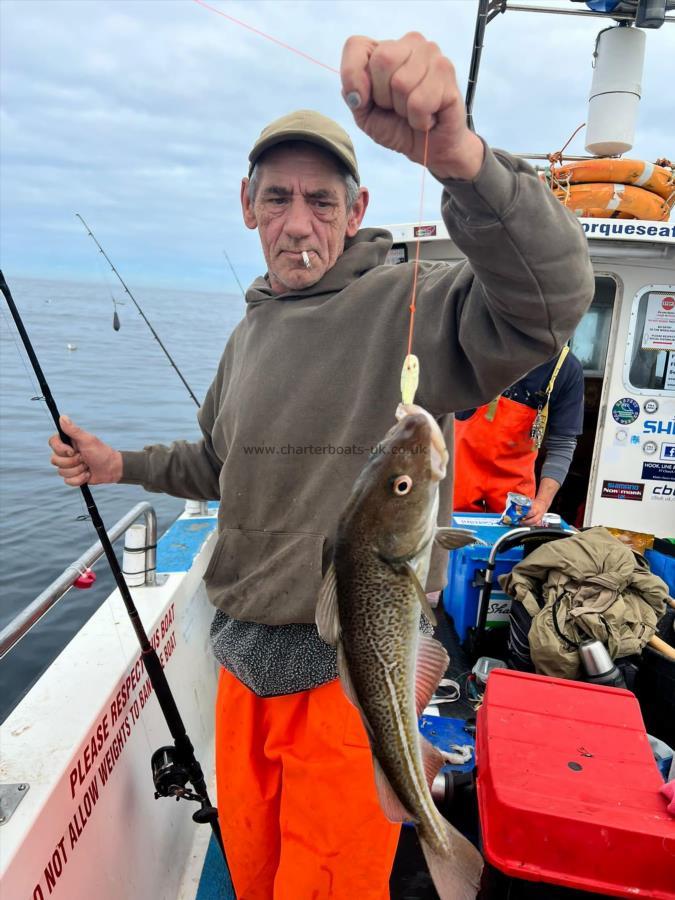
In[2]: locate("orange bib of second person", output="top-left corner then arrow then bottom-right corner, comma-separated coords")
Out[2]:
453,395 -> 538,513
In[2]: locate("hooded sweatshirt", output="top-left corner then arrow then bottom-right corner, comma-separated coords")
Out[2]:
120,145 -> 594,691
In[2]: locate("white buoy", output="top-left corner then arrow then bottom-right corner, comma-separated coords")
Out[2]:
66,343 -> 77,351
585,25 -> 646,156
123,523 -> 147,587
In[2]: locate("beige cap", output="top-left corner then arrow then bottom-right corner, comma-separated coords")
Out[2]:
248,109 -> 360,184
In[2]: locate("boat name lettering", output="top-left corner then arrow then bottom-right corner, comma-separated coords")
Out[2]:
581,221 -> 675,238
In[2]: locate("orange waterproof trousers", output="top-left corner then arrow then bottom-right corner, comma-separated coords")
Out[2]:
215,668 -> 401,900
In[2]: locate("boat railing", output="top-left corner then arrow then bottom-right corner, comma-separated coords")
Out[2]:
0,501 -> 158,659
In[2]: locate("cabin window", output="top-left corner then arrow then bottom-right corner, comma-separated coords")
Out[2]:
625,286 -> 675,394
569,276 -> 616,377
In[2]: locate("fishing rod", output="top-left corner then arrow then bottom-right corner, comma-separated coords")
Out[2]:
75,213 -> 200,407
223,248 -> 246,299
0,269 -> 224,858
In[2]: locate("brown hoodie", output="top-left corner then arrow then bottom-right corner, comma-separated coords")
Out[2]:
121,146 -> 594,625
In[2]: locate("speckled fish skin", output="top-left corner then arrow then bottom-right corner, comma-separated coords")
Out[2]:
334,412 -> 451,855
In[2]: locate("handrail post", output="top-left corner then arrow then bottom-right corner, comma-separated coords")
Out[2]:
0,501 -> 160,659
144,505 -> 157,586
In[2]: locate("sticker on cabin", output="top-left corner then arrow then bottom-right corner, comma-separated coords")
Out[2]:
643,441 -> 658,456
612,398 -> 640,425
661,443 -> 675,461
614,428 -> 629,447
601,480 -> 644,501
651,484 -> 675,501
641,462 -> 675,482
643,419 -> 675,436
641,293 -> 675,351
643,399 -> 659,415
666,354 -> 675,391
414,224 -> 436,238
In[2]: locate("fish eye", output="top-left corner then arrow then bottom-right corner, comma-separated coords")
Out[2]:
392,475 -> 413,496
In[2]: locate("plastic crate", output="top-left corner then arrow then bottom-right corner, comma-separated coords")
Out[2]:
645,545 -> 675,595
442,514 -> 525,640
476,670 -> 675,899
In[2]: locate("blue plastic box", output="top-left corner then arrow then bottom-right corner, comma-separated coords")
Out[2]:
645,547 -> 675,595
443,513 -> 525,640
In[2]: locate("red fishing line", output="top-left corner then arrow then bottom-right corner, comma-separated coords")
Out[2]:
192,0 -> 339,74
407,129 -> 430,360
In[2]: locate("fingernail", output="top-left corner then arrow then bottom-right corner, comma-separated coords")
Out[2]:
345,91 -> 361,110
62,415 -> 71,424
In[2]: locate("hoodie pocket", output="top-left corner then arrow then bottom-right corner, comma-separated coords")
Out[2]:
203,527 -> 325,624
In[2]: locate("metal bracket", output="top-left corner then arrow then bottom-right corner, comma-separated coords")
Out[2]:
0,783 -> 30,825
472,568 -> 487,589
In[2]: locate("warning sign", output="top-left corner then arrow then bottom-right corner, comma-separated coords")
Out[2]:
642,293 -> 675,351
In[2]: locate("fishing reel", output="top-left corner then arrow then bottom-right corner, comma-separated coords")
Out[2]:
151,745 -> 219,826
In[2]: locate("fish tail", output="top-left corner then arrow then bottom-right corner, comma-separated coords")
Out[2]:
419,816 -> 484,900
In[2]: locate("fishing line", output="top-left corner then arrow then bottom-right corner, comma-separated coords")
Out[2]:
223,248 -> 246,299
406,129 -> 430,362
192,0 -> 340,74
0,304 -> 47,406
75,213 -> 201,408
89,228 -> 123,332
0,269 -> 224,857
193,0 -> 433,403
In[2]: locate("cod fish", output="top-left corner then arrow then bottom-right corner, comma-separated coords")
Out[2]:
317,404 -> 484,900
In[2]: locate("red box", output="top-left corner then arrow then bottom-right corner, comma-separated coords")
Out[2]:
476,670 -> 675,899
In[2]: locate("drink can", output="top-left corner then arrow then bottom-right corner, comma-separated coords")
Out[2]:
541,513 -> 562,527
500,492 -> 533,526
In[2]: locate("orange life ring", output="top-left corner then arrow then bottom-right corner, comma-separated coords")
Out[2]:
552,183 -> 671,221
552,159 -> 674,202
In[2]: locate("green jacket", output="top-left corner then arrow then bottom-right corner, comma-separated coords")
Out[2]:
501,527 -> 669,679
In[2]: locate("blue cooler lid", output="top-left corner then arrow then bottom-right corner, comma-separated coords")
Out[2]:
452,512 -> 573,561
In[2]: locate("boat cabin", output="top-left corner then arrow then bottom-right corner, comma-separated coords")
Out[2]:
383,216 -> 675,537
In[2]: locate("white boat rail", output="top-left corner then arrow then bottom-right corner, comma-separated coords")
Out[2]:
0,501 -> 158,659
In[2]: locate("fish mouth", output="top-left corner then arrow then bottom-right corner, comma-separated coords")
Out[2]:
395,403 -> 448,481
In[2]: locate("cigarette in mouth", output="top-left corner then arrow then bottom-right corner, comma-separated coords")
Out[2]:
302,251 -> 311,269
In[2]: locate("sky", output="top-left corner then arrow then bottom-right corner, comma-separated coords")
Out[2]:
1,0 -> 674,294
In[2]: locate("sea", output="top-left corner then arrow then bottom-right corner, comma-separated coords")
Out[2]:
0,276 -> 245,722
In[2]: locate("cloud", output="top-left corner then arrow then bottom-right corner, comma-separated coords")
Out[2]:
1,0 -> 673,291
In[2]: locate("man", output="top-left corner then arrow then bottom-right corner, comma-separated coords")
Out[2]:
454,348 -> 585,524
49,33 -> 594,900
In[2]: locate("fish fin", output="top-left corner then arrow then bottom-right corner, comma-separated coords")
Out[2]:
400,562 -> 437,627
434,527 -> 478,551
419,819 -> 484,900
373,758 -> 415,823
421,735 -> 447,789
415,634 -> 449,717
316,563 -> 340,646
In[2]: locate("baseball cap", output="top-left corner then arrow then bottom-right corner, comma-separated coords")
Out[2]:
248,110 -> 360,184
